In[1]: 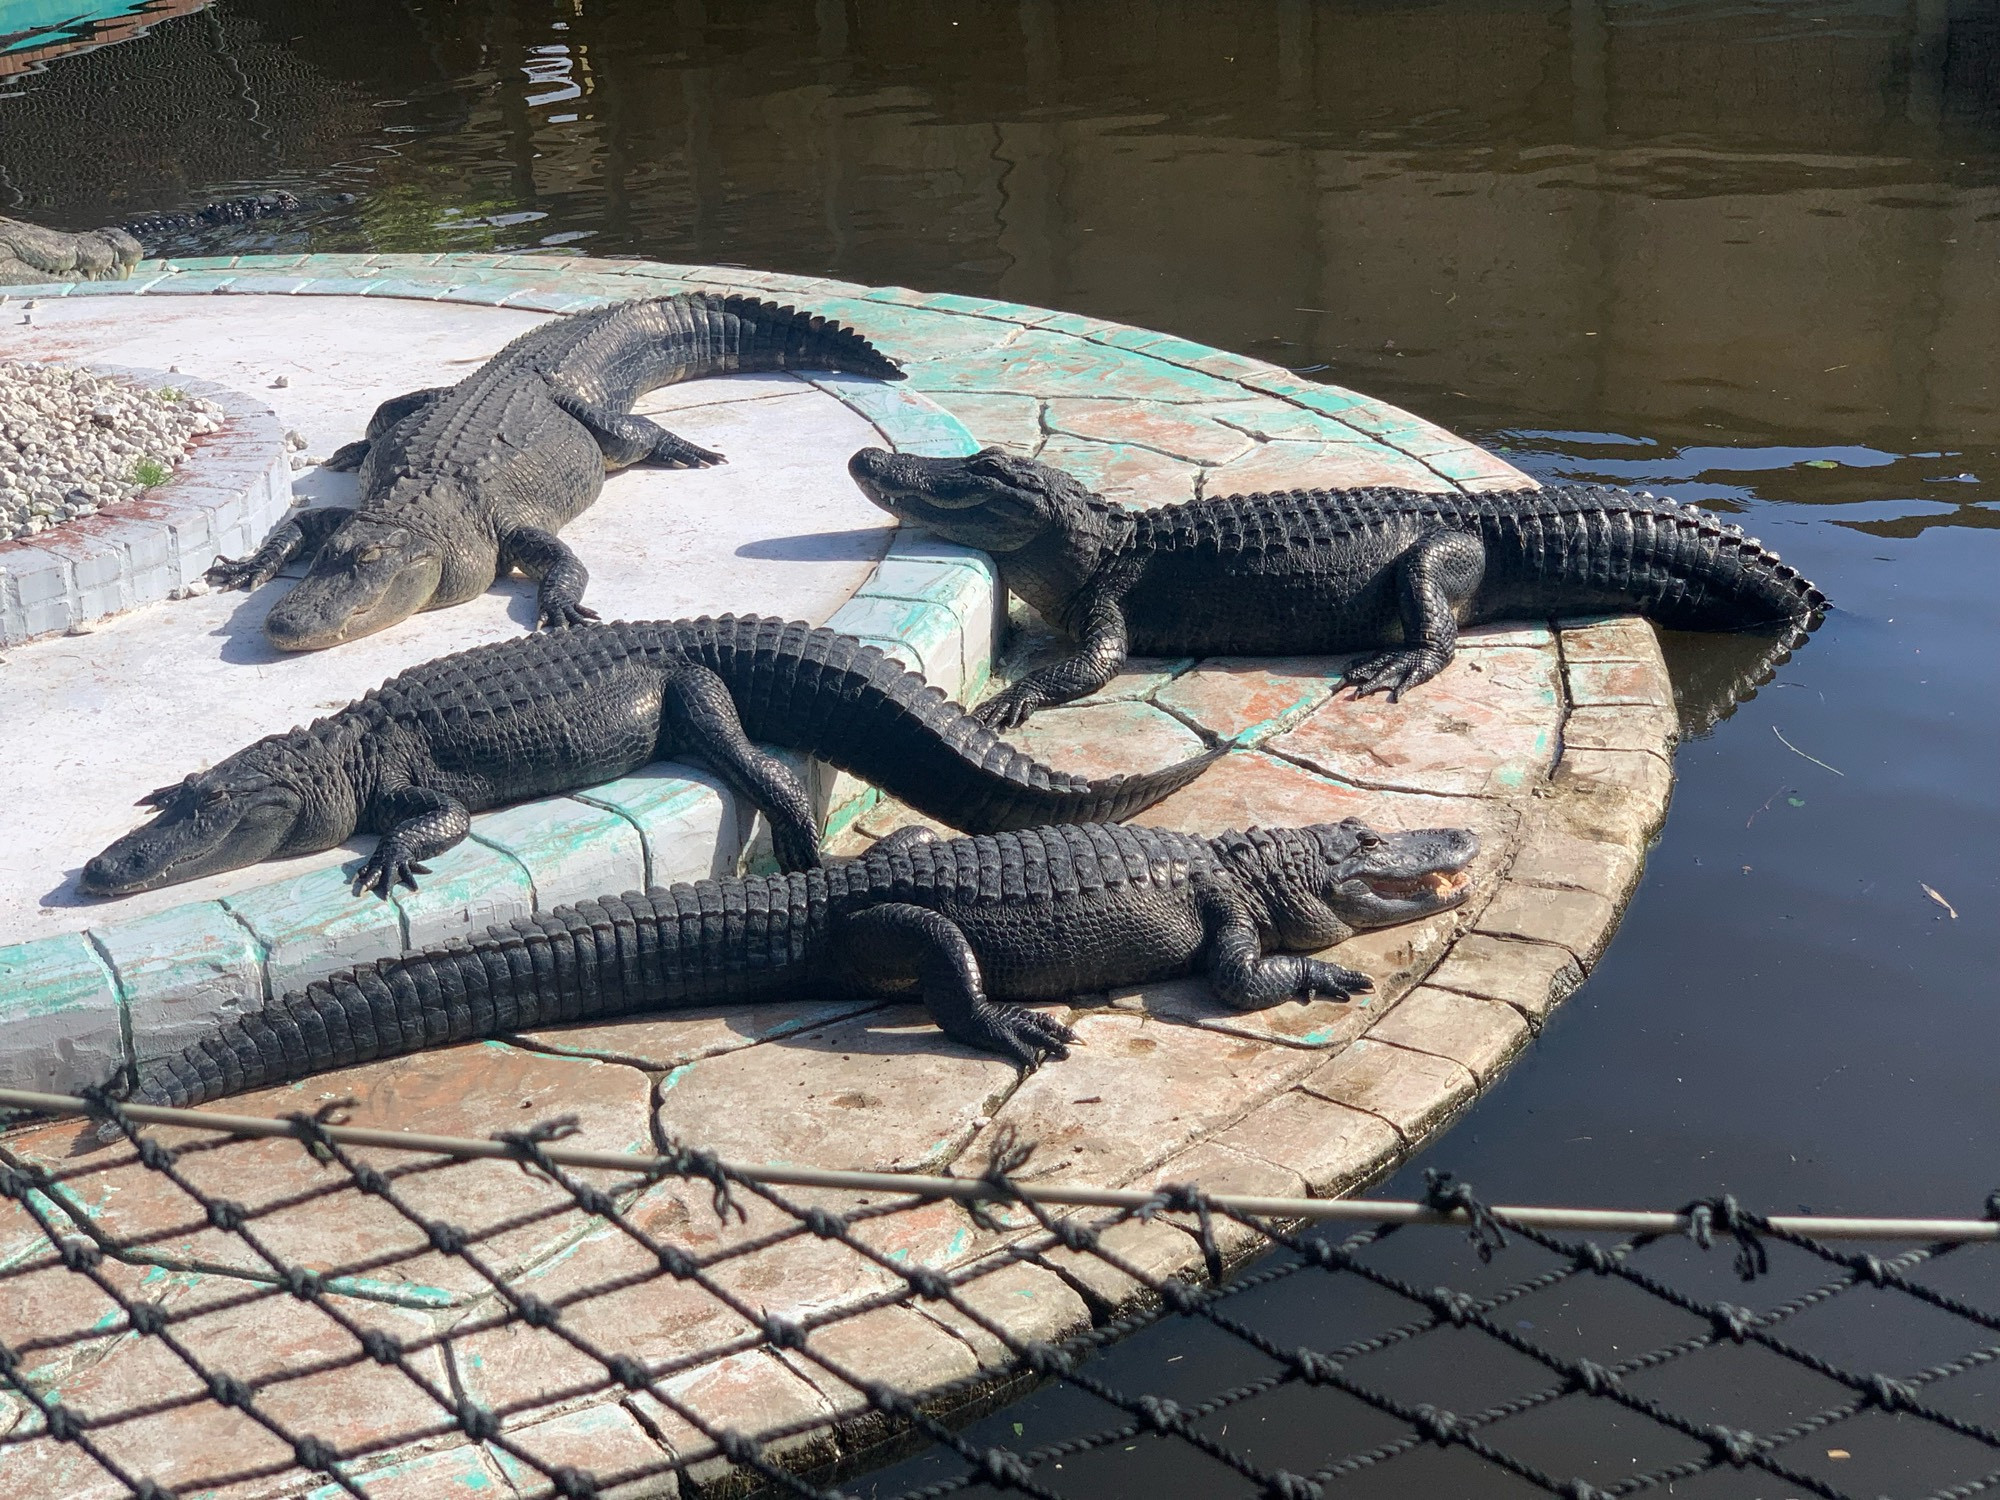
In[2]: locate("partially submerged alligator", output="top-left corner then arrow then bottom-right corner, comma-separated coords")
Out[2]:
207,294 -> 904,651
79,615 -> 1221,900
848,448 -> 1828,728
0,192 -> 334,285
118,817 -> 1478,1114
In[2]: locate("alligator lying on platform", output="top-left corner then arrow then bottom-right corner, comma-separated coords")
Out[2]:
206,294 -> 904,651
848,448 -> 1829,728
0,192 -> 334,285
116,817 -> 1478,1115
79,615 -> 1221,900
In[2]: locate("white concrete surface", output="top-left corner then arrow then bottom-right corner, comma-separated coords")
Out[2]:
0,297 -> 898,943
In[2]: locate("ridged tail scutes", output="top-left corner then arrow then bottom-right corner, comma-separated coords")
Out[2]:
689,292 -> 905,383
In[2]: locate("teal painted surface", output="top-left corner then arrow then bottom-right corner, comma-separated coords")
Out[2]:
222,863 -> 403,999
390,835 -> 536,948
0,933 -> 115,1024
470,798 -> 646,908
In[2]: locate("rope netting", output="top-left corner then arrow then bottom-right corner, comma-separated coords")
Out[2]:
0,1084 -> 1995,1500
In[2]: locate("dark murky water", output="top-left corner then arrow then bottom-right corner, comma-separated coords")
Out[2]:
5,2 -> 1998,1493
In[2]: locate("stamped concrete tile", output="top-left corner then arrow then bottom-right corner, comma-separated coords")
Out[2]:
1363,987 -> 1531,1083
913,1254 -> 1091,1369
1568,658 -> 1675,709
1038,1214 -> 1207,1310
512,1000 -> 886,1070
1425,933 -> 1585,1027
1548,747 -> 1675,847
1153,658 -> 1343,745
1033,434 -> 1202,508
977,1010 -> 1320,1188
1458,621 -> 1555,651
628,1349 -> 839,1479
1203,439 -> 1444,495
1299,1038 -> 1476,1144
1269,647 -> 1561,798
1196,399 -> 1358,443
1507,824 -> 1641,901
301,1444 -> 514,1500
1563,703 -> 1678,756
1146,1140 -> 1308,1263
1043,399 -> 1255,466
901,329 -> 1239,404
1211,1089 -> 1403,1198
924,391 -> 1043,454
777,1303 -> 981,1419
654,1005 -> 1031,1174
999,697 -> 1209,782
489,1400 -> 678,1497
1560,615 -> 1662,662
1065,656 -> 1196,707
1475,883 -> 1619,966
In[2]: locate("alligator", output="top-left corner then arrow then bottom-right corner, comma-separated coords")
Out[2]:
847,448 -> 1828,728
116,816 -> 1479,1117
205,294 -> 904,651
0,192 -> 336,285
79,615 -> 1223,900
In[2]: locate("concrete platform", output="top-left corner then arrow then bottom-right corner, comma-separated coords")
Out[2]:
0,254 -> 1677,1500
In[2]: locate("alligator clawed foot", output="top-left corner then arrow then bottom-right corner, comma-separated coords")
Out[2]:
352,844 -> 429,899
1301,961 -> 1373,1004
1342,649 -> 1444,703
971,689 -> 1036,732
961,1002 -> 1076,1067
538,601 -> 601,631
204,555 -> 273,593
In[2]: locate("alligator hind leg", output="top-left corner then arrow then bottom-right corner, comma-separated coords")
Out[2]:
1343,528 -> 1487,702
1196,875 -> 1372,1010
660,667 -> 821,872
352,787 -> 473,897
323,385 -> 452,471
500,526 -> 599,630
835,903 -> 1076,1065
206,505 -> 355,592
552,387 -> 724,470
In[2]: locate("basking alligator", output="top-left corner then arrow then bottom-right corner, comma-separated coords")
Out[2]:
206,294 -> 903,651
79,616 -> 1221,900
849,448 -> 1828,728
0,192 -> 336,285
119,817 -> 1478,1114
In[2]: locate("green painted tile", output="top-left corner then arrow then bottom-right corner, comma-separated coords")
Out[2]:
391,835 -> 536,950
223,862 -> 404,1001
0,933 -> 125,1092
826,596 -> 963,697
89,902 -> 262,1067
573,763 -> 746,888
303,1444 -> 508,1499
497,287 -> 610,313
470,797 -> 646,911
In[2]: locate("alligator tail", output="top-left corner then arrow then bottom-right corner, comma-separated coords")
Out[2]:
116,191 -> 318,244
682,293 -> 906,382
697,615 -> 1220,832
120,881 -> 817,1118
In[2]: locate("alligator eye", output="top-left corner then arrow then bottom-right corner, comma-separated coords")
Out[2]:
355,544 -> 385,564
1355,831 -> 1383,850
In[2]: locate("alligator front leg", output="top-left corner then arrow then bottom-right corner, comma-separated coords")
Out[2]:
1196,876 -> 1372,1010
974,576 -> 1132,730
661,667 -> 821,871
352,787 -> 473,897
836,903 -> 1076,1065
551,387 -> 724,469
206,506 -> 355,592
500,526 -> 599,630
323,385 -> 452,471
1343,528 -> 1487,702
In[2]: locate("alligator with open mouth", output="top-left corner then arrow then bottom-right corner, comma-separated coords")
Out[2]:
848,448 -> 1828,728
116,816 -> 1478,1114
79,615 -> 1222,900
205,293 -> 904,650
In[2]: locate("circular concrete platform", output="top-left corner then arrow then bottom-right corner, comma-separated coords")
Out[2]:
0,254 -> 1678,1500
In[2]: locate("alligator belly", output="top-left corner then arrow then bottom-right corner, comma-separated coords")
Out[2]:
1123,571 -> 1405,656
946,897 -> 1208,1000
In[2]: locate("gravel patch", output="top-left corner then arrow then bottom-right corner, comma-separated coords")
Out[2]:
0,361 -> 222,542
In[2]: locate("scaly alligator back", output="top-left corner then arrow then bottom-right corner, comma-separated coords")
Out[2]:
1130,484 -> 1825,633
